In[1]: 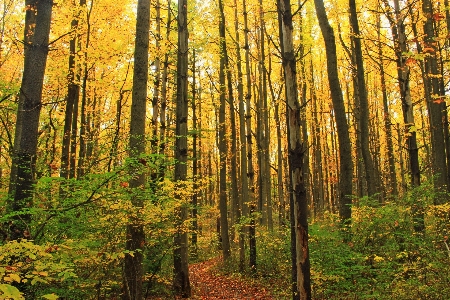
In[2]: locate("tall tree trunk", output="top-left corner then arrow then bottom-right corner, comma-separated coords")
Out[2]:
7,0 -> 53,241
60,1 -> 80,180
218,0 -> 231,260
349,0 -> 376,197
257,0 -> 272,230
279,0 -> 311,298
267,53 -> 284,226
243,0 -> 257,273
223,24 -> 239,242
158,0 -> 172,179
152,0 -> 162,153
382,0 -> 423,231
173,0 -> 191,296
122,1 -> 150,299
233,0 -> 246,271
376,6 -> 397,196
191,50 -> 198,258
422,0 -> 448,200
77,0 -> 90,178
314,0 -> 353,227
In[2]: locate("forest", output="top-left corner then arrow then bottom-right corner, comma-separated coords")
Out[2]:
0,0 -> 450,299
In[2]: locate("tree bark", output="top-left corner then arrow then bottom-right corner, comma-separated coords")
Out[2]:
349,0 -> 377,197
279,0 -> 311,298
243,0 -> 257,273
422,0 -> 448,200
376,7 -> 397,196
314,0 -> 353,226
122,0 -> 150,299
218,0 -> 231,260
382,0 -> 423,231
191,49 -> 198,258
173,0 -> 191,296
233,0 -> 246,271
60,0 -> 80,180
7,0 -> 53,241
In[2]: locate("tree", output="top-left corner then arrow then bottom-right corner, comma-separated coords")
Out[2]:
243,0 -> 257,273
173,0 -> 191,296
60,0 -> 81,180
314,0 -> 354,227
349,0 -> 377,197
278,0 -> 311,298
217,0 -> 231,260
381,0 -> 423,231
422,0 -> 448,200
122,0 -> 150,299
233,0 -> 247,271
7,0 -> 53,241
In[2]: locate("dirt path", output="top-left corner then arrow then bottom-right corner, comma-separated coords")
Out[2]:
188,257 -> 274,299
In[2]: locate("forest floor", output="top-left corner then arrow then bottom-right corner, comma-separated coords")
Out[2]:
159,257 -> 275,299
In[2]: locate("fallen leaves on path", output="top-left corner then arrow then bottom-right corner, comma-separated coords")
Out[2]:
188,257 -> 274,300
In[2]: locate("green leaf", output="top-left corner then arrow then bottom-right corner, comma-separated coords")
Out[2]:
0,284 -> 24,300
42,294 -> 59,300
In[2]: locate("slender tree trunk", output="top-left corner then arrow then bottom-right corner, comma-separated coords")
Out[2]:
77,0 -> 91,178
314,0 -> 353,227
376,6 -> 397,196
349,0 -> 376,197
191,50 -> 198,258
422,0 -> 448,199
152,0 -> 162,153
173,0 -> 191,296
279,0 -> 311,298
218,0 -> 231,260
383,0 -> 423,231
233,0 -> 247,271
267,54 -> 284,226
223,25 -> 239,242
243,0 -> 257,273
122,1 -> 150,299
7,0 -> 53,241
60,1 -> 80,180
158,0 -> 171,179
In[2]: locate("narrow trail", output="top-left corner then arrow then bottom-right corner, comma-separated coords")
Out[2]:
188,257 -> 274,299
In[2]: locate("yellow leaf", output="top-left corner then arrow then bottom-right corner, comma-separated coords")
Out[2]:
39,271 -> 48,277
9,273 -> 21,283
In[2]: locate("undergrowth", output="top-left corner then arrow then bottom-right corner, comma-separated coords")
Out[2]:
222,183 -> 450,299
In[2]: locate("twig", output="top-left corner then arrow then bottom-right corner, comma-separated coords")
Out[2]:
444,239 -> 450,259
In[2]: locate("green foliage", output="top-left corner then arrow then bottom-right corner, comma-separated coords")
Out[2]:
224,183 -> 450,299
309,183 -> 450,299
0,153 -> 181,299
0,239 -> 76,299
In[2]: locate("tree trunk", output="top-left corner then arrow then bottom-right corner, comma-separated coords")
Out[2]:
349,0 -> 376,197
158,0 -> 171,179
7,0 -> 53,241
173,0 -> 191,296
77,0 -> 90,178
191,49 -> 198,258
60,1 -> 80,180
122,1 -> 150,299
376,8 -> 397,196
279,0 -> 311,298
243,0 -> 257,273
233,0 -> 246,271
382,0 -> 423,231
218,0 -> 231,260
314,0 -> 353,227
422,0 -> 448,200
